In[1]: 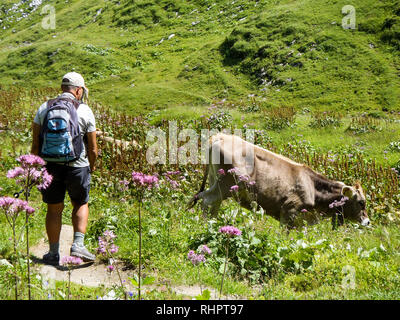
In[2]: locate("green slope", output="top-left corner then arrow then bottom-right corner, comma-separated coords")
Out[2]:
0,0 -> 399,113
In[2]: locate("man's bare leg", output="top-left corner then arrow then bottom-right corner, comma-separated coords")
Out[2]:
71,201 -> 89,234
46,202 -> 64,245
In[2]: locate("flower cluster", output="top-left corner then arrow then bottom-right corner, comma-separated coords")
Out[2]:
119,179 -> 130,192
329,197 -> 349,209
17,154 -> 45,168
60,256 -> 83,267
230,185 -> 239,192
218,225 -> 242,237
131,171 -> 159,190
187,245 -> 212,266
187,250 -> 205,266
227,167 -> 239,174
199,245 -> 212,255
0,196 -> 35,216
97,230 -> 119,256
217,169 -> 226,176
7,154 -> 52,190
163,170 -> 182,189
106,265 -> 115,273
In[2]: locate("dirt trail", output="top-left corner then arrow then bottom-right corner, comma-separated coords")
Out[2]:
30,224 -> 240,300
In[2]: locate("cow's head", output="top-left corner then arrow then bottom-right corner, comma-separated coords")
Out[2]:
341,182 -> 370,226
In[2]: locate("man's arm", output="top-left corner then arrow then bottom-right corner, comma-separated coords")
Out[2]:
86,131 -> 98,172
31,122 -> 41,156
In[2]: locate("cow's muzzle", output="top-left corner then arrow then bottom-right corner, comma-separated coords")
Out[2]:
361,217 -> 370,226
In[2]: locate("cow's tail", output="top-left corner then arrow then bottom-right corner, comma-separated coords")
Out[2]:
187,163 -> 209,209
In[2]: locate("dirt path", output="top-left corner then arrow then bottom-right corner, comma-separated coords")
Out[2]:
30,224 -> 241,300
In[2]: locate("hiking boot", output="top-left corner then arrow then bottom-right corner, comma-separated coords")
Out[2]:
43,252 -> 60,266
70,243 -> 95,262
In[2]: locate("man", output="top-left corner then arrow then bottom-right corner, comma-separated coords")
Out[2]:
31,72 -> 98,265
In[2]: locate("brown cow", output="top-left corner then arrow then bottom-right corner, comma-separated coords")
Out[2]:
188,133 -> 369,229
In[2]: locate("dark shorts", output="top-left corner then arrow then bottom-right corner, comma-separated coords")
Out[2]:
41,163 -> 91,205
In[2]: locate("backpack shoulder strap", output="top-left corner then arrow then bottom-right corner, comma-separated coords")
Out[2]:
61,97 -> 81,110
47,97 -> 81,110
46,98 -> 59,109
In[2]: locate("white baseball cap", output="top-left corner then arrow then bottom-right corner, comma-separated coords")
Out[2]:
61,72 -> 89,101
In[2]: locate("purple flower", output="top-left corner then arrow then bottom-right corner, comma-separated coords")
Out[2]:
97,230 -> 119,256
230,185 -> 239,192
199,245 -> 212,255
60,256 -> 83,266
0,196 -> 35,217
301,209 -> 308,213
17,154 -> 45,168
217,169 -> 225,176
132,171 -> 159,190
37,169 -> 53,190
164,175 -> 180,189
106,265 -> 115,273
238,175 -> 249,182
109,244 -> 119,254
187,250 -> 206,266
218,225 -> 242,237
7,154 -> 53,191
119,179 -> 130,192
6,167 -> 25,179
227,167 -> 239,174
329,197 -> 349,209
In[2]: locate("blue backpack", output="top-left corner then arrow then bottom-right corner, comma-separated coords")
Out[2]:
39,97 -> 83,163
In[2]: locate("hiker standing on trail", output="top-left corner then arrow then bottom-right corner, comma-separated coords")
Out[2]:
31,72 -> 98,266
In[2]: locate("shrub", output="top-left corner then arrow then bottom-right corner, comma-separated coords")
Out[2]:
309,111 -> 342,128
263,107 -> 296,131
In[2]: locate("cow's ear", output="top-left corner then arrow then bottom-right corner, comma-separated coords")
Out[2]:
354,181 -> 362,190
341,186 -> 356,198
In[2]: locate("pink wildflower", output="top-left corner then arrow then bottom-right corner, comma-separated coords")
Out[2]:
218,225 -> 242,237
187,250 -> 206,266
7,154 -> 52,191
131,171 -> 159,190
17,154 -> 45,168
60,256 -> 83,266
106,265 -> 115,273
230,185 -> 239,192
0,196 -> 35,216
199,245 -> 212,255
238,175 -> 249,182
97,230 -> 119,256
227,167 -> 239,174
329,197 -> 349,209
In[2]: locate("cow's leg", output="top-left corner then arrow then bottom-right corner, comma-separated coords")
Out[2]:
280,202 -> 299,230
280,212 -> 296,230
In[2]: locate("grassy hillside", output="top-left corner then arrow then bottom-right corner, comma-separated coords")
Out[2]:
0,0 -> 400,114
